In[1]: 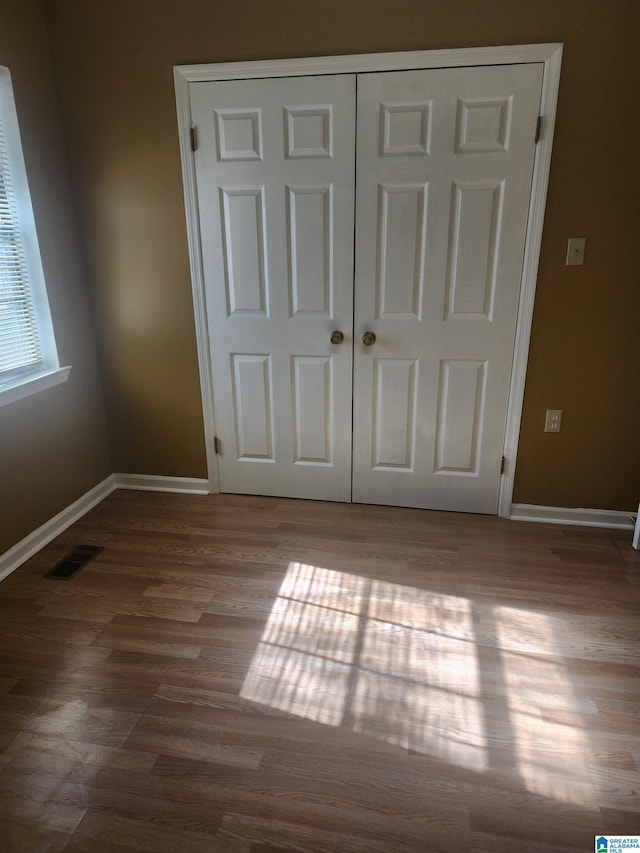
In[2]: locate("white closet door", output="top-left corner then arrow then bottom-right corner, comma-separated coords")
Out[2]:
352,64 -> 543,513
191,75 -> 356,501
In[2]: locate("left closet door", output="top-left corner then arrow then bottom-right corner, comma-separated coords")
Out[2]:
191,75 -> 356,501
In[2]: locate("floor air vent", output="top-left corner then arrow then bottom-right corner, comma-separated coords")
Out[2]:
44,545 -> 103,580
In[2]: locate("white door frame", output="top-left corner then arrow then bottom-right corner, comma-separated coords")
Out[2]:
174,43 -> 563,518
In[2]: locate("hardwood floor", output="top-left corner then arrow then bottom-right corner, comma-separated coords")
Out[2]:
0,490 -> 638,851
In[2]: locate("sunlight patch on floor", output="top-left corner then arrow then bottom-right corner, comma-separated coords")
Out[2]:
492,604 -> 594,807
241,561 -> 592,801
241,561 -> 488,772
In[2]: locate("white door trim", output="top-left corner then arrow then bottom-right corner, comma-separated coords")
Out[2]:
174,43 -> 563,514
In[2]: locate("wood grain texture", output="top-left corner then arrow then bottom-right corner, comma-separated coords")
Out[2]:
0,490 -> 638,851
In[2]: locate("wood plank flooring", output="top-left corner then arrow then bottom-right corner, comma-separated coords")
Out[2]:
0,490 -> 638,851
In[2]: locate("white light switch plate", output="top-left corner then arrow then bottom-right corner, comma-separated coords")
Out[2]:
566,237 -> 586,266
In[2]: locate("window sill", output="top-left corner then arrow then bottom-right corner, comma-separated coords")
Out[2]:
0,366 -> 72,408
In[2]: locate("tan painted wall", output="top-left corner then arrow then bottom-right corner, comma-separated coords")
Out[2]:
0,0 -> 111,553
45,0 -> 640,510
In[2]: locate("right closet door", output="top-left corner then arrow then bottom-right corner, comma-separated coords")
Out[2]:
352,64 -> 543,513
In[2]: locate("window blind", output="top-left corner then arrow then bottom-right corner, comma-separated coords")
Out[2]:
0,111 -> 41,378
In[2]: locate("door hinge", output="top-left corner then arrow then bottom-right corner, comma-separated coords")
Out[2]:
535,115 -> 542,144
190,124 -> 198,152
214,436 -> 221,455
500,456 -> 506,475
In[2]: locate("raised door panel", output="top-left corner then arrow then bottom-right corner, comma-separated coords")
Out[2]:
445,181 -> 503,320
221,187 -> 268,316
231,354 -> 274,460
292,356 -> 333,465
371,359 -> 418,470
434,360 -> 486,474
287,186 -> 332,316
376,185 -> 428,320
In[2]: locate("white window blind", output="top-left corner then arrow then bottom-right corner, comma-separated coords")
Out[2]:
0,66 -> 69,407
0,112 -> 42,378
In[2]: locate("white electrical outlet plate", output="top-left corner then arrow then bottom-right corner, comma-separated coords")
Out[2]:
545,409 -> 562,433
566,237 -> 586,266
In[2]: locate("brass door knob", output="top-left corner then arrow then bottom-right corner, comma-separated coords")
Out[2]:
362,331 -> 376,346
330,330 -> 344,345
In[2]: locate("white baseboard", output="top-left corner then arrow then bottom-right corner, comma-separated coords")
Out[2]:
0,472 -> 211,584
510,503 -> 636,531
3,483 -> 633,587
114,473 -> 210,494
0,474 -> 117,584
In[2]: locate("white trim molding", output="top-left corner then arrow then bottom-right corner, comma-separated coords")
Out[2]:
0,365 -> 71,408
0,474 -> 116,583
114,473 -> 210,494
497,44 -> 563,518
175,44 -> 562,82
510,503 -> 636,531
2,471 -> 632,591
174,66 -> 219,496
0,473 -> 211,583
174,44 -> 564,516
